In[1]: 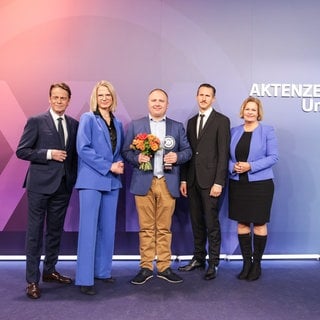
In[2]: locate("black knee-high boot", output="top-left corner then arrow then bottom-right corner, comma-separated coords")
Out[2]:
247,234 -> 267,281
237,233 -> 252,280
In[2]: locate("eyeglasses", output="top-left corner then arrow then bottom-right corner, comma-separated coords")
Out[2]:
98,94 -> 112,100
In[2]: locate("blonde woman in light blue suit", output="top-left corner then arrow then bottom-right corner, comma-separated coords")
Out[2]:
75,81 -> 124,295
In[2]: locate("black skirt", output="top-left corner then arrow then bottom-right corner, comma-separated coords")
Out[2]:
228,178 -> 274,224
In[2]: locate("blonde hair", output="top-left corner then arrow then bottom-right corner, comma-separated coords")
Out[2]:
240,96 -> 264,121
90,80 -> 117,112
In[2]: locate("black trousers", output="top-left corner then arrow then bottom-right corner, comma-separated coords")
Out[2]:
25,178 -> 71,283
188,181 -> 221,266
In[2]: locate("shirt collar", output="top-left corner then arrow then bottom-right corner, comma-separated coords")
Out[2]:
199,107 -> 212,118
94,108 -> 114,119
50,108 -> 65,121
149,114 -> 166,122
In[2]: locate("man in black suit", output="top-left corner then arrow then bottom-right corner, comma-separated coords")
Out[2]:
179,83 -> 230,280
16,82 -> 78,299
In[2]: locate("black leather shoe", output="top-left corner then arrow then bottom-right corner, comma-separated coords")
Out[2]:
204,265 -> 217,280
42,271 -> 72,284
26,282 -> 41,299
178,259 -> 206,272
80,286 -> 96,295
95,277 -> 116,283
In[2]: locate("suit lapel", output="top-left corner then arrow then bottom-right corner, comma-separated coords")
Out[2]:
96,116 -> 112,150
165,118 -> 172,137
189,116 -> 197,138
137,117 -> 151,135
145,116 -> 151,133
45,111 -> 56,131
64,116 -> 74,150
64,116 -> 70,149
198,110 -> 216,140
114,118 -> 124,152
45,111 -> 61,143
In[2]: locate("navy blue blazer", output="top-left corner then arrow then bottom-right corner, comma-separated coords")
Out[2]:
122,116 -> 192,198
16,110 -> 78,194
229,123 -> 279,181
75,112 -> 124,191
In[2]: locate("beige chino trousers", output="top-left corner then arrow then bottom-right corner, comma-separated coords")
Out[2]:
135,177 -> 176,272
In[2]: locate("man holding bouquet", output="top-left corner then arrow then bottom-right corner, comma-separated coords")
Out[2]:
122,88 -> 192,285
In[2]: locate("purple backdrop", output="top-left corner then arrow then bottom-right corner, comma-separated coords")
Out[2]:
1,0 -> 320,255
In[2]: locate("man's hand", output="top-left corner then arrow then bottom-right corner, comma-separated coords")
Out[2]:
51,149 -> 67,162
210,184 -> 222,197
138,154 -> 151,163
163,151 -> 177,164
180,182 -> 187,197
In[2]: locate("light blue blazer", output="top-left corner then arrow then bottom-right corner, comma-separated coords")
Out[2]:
75,112 -> 123,191
229,123 -> 279,182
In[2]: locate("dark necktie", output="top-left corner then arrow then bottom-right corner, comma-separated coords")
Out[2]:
198,114 -> 205,138
57,117 -> 65,149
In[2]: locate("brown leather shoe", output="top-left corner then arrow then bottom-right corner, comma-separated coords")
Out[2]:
42,271 -> 72,284
26,282 -> 41,299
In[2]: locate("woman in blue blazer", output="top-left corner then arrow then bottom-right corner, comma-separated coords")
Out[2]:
75,81 -> 124,295
228,96 -> 278,281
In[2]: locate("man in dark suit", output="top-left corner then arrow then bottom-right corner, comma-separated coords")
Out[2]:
179,83 -> 230,280
16,82 -> 78,299
122,88 -> 192,285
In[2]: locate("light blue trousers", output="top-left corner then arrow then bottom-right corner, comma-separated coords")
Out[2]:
76,189 -> 119,286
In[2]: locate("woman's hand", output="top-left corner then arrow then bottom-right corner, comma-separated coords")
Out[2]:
111,161 -> 124,174
234,161 -> 251,174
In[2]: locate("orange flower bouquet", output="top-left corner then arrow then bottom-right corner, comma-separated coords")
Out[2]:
130,133 -> 161,171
